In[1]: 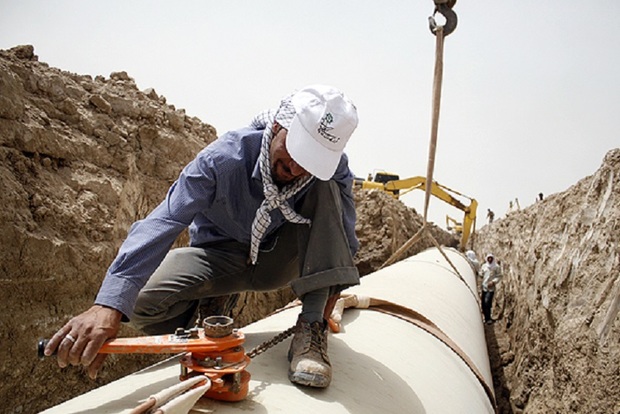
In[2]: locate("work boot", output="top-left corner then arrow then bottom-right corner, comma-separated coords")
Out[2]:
288,317 -> 331,388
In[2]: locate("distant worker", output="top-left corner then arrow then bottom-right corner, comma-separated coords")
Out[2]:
479,253 -> 503,324
538,192 -> 544,201
486,208 -> 495,224
465,250 -> 480,274
43,84 -> 360,389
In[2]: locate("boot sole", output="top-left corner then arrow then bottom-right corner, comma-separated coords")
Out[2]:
288,369 -> 331,388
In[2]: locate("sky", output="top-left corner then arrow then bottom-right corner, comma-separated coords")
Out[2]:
2,1 -> 619,231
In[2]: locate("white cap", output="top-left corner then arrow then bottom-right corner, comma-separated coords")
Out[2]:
275,84 -> 358,181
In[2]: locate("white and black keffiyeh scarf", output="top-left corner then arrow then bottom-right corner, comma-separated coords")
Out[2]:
248,100 -> 313,265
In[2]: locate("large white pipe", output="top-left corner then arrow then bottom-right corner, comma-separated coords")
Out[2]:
42,247 -> 495,413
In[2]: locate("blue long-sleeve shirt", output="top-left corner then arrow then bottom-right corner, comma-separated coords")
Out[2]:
95,126 -> 359,319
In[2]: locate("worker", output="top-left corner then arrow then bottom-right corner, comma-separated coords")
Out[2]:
479,253 -> 502,324
44,84 -> 360,389
486,208 -> 495,224
465,250 -> 480,274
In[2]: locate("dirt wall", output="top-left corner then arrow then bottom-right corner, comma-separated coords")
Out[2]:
473,149 -> 620,414
0,45 -> 216,413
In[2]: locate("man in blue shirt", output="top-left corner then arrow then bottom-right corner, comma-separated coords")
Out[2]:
45,84 -> 360,389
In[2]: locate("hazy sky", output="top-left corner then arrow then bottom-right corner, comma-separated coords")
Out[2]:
2,1 -> 619,230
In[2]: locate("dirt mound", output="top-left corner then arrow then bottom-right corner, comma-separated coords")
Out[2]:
353,188 -> 459,275
0,45 -> 217,413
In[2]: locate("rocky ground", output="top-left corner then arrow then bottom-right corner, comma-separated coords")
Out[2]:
0,46 -> 618,413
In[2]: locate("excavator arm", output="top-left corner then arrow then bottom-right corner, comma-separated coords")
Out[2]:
445,215 -> 463,233
354,173 -> 477,249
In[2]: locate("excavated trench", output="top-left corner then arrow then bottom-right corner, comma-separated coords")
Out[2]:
1,45 -> 618,413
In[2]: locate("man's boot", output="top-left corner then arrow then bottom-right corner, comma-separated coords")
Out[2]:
288,317 -> 331,388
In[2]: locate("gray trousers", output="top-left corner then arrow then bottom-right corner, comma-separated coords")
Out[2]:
130,180 -> 359,334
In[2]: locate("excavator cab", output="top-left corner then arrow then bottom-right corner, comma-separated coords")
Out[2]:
355,171 -> 401,196
372,172 -> 400,196
372,172 -> 400,183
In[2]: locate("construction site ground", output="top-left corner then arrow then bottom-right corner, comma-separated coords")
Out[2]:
1,45 -> 618,414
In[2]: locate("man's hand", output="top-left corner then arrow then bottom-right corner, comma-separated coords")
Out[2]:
44,305 -> 122,379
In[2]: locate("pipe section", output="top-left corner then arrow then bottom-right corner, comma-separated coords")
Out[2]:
42,247 -> 494,414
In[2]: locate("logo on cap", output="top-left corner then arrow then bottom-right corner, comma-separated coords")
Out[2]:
317,112 -> 340,143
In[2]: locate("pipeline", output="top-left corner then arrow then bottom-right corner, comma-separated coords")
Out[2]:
41,247 -> 494,414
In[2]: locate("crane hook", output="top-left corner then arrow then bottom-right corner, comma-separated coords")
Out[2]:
429,1 -> 458,37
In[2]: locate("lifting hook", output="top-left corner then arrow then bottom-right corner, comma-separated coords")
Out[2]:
429,1 -> 458,37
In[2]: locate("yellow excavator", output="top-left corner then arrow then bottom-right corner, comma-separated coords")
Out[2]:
354,172 -> 478,249
445,215 -> 463,235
